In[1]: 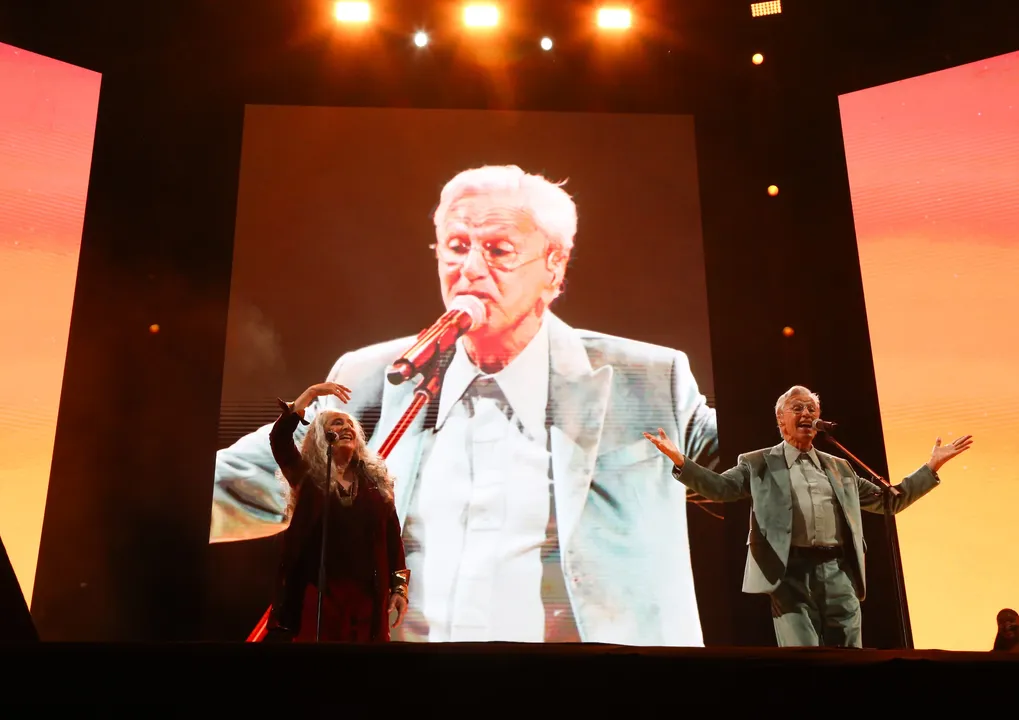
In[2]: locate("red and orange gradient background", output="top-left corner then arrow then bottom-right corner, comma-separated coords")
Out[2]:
840,50 -> 1019,650
0,43 -> 101,607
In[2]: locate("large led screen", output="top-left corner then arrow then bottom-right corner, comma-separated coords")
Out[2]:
0,42 -> 101,607
840,50 -> 1019,650
210,106 -> 720,645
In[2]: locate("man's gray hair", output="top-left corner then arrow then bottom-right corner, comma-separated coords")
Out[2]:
433,164 -> 578,254
774,385 -> 821,417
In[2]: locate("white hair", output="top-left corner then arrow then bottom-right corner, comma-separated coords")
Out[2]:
774,385 -> 821,439
299,410 -> 393,503
774,385 -> 821,417
432,165 -> 578,254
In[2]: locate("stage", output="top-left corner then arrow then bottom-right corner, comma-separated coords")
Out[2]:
3,642 -> 1015,708
1,6 -> 1018,710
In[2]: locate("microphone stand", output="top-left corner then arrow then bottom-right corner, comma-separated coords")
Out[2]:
378,365 -> 443,458
315,439 -> 334,643
822,431 -> 912,649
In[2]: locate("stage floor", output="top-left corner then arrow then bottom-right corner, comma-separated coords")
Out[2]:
3,643 -> 1016,709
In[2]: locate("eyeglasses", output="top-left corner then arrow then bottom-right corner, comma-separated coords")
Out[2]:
429,239 -> 546,272
785,403 -> 819,415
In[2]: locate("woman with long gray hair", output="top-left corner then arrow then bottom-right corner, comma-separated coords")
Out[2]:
264,381 -> 409,642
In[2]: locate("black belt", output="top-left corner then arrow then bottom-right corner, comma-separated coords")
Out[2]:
790,545 -> 843,562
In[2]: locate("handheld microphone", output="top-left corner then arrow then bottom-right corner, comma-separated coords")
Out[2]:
812,418 -> 838,433
325,430 -> 339,444
386,295 -> 487,385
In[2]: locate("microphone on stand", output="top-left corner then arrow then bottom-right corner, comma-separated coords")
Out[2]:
812,418 -> 838,433
325,431 -> 339,444
386,295 -> 487,385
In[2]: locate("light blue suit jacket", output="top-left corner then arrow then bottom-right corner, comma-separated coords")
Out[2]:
211,313 -> 718,645
675,442 -> 940,599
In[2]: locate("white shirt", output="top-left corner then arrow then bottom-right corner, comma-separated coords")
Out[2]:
403,318 -> 553,641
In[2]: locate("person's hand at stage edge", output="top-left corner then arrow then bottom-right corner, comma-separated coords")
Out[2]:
388,591 -> 408,628
293,382 -> 352,416
643,428 -> 685,468
926,434 -> 973,473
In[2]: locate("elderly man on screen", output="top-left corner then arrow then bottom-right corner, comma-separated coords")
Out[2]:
645,385 -> 973,648
212,164 -> 719,646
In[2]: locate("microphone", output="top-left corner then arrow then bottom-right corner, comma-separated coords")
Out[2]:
386,295 -> 487,385
325,431 -> 339,444
812,418 -> 838,433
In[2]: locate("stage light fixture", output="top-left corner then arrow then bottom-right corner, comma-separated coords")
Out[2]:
334,1 -> 370,23
597,7 -> 632,30
464,4 -> 499,28
540,37 -> 553,51
413,31 -> 429,47
752,53 -> 764,65
750,1 -> 782,18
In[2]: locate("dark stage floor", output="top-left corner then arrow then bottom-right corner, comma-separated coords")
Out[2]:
2,642 -> 1015,709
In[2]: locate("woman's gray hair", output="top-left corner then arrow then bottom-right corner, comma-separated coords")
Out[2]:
299,410 -> 394,502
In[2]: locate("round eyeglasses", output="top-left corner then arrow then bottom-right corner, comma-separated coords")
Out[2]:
429,239 -> 546,272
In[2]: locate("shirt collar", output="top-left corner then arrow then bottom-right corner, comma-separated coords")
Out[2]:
783,441 -> 820,470
435,314 -> 550,438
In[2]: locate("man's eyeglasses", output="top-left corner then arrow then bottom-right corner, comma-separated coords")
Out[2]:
785,403 -> 819,415
429,239 -> 545,272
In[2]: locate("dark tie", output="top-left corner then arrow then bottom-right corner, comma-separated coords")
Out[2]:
464,376 -> 510,417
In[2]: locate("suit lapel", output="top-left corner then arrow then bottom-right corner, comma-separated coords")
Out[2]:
547,314 -> 613,552
818,453 -> 849,513
765,443 -> 792,506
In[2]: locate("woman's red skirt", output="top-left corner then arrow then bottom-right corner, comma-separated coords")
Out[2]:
293,578 -> 378,643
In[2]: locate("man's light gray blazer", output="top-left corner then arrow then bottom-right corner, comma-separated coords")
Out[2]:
676,443 -> 940,600
211,312 -> 719,645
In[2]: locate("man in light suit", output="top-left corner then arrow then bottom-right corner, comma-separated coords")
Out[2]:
645,384 -> 973,647
211,164 -> 718,645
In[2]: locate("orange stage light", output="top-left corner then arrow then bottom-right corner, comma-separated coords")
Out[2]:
596,7 -> 632,30
463,4 -> 499,28
751,1 -> 782,18
334,2 -> 370,23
